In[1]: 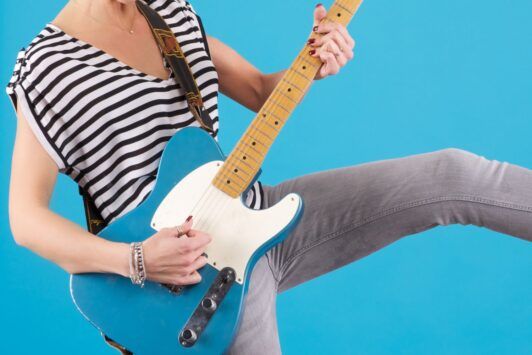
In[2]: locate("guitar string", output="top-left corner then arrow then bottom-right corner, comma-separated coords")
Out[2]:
190,53 -> 317,234
188,66 -> 310,241
211,54 -> 315,190
180,0 -> 357,241
209,0 -> 357,189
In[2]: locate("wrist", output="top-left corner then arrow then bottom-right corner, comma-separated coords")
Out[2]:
104,241 -> 130,278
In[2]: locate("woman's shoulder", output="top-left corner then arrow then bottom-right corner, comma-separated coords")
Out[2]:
6,25 -> 69,94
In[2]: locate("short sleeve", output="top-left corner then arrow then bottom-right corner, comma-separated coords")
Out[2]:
182,1 -> 212,58
6,48 -> 68,172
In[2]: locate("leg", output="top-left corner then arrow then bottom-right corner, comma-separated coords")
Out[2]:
228,148 -> 532,354
263,148 -> 532,292
228,255 -> 281,355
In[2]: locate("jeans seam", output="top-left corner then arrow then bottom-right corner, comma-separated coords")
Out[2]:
278,194 -> 532,278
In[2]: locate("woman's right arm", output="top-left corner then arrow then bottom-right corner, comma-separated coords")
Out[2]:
9,105 -> 210,285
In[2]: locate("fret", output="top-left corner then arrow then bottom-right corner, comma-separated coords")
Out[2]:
247,121 -> 275,141
297,55 -> 320,70
251,123 -> 277,141
243,136 -> 269,154
214,163 -> 249,185
243,140 -> 268,157
334,1 -> 353,15
213,0 -> 363,198
227,163 -> 252,178
227,153 -> 254,170
226,159 -> 254,177
292,67 -> 313,81
277,94 -> 298,112
261,109 -> 285,126
274,88 -> 300,106
224,165 -> 248,184
267,95 -> 292,114
240,142 -> 266,160
247,133 -> 269,149
218,179 -> 242,195
285,79 -> 305,97
281,78 -> 305,94
261,119 -> 282,134
233,145 -> 262,165
215,173 -> 245,191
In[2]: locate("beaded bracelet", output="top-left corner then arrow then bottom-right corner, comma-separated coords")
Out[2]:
129,242 -> 147,287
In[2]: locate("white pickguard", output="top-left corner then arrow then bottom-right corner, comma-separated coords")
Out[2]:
151,161 -> 301,283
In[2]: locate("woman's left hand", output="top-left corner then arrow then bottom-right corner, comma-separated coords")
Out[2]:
309,4 -> 356,80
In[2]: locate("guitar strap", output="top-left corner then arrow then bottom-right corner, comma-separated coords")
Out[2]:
136,0 -> 215,134
79,0 -> 215,238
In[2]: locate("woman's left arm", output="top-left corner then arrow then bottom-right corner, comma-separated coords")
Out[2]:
207,4 -> 355,113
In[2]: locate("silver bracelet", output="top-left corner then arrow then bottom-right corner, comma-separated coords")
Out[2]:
129,242 -> 147,287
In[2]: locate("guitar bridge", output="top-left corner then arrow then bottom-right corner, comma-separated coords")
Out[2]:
178,268 -> 236,347
162,283 -> 185,295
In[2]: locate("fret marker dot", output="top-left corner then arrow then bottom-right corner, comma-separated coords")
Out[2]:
227,180 -> 231,184
275,121 -> 279,125
234,169 -> 238,173
252,141 -> 256,146
302,66 -> 307,70
243,156 -> 247,160
287,88 -> 292,92
337,13 -> 342,17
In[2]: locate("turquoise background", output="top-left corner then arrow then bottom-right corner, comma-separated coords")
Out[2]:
1,0 -> 531,354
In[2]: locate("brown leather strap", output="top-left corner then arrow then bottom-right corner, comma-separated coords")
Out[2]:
103,334 -> 133,355
136,0 -> 215,133
79,186 -> 106,235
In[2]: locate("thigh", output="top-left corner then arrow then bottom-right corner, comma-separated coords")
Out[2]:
263,148 -> 532,292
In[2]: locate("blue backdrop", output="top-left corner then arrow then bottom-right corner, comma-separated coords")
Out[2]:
1,0 -> 530,354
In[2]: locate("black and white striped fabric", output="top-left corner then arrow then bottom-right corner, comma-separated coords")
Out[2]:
6,0 -> 263,224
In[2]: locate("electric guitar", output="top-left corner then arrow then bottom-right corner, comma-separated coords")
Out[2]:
70,1 -> 363,353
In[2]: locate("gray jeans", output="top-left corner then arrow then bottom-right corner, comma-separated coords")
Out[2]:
228,148 -> 532,354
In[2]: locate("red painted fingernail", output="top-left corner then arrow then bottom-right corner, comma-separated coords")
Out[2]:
316,3 -> 323,8
309,49 -> 316,56
307,38 -> 316,45
313,26 -> 319,32
186,215 -> 193,222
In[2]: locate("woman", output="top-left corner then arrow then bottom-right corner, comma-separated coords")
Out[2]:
6,0 -> 531,353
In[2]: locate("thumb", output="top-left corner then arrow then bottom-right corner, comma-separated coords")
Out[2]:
176,216 -> 193,237
313,4 -> 327,28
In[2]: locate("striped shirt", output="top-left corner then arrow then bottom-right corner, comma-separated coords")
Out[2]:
6,0 -> 263,224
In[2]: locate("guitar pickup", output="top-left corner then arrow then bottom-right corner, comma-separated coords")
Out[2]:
179,268 -> 236,347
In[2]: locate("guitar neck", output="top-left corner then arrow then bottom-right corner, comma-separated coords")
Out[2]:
213,0 -> 363,198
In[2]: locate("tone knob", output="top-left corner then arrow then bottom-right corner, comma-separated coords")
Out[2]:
201,297 -> 217,312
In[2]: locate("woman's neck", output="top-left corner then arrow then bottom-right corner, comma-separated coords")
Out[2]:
65,0 -> 138,33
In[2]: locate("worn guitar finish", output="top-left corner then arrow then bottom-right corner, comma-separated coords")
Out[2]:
70,1 -> 363,353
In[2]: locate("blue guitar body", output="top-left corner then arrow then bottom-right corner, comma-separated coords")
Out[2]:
70,128 -> 303,354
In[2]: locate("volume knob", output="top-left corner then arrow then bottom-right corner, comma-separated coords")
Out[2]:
201,297 -> 217,312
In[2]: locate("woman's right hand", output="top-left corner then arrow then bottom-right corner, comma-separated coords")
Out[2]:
142,216 -> 212,285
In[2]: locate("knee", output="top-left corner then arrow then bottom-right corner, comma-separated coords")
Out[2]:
437,148 -> 477,166
430,148 -> 480,188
